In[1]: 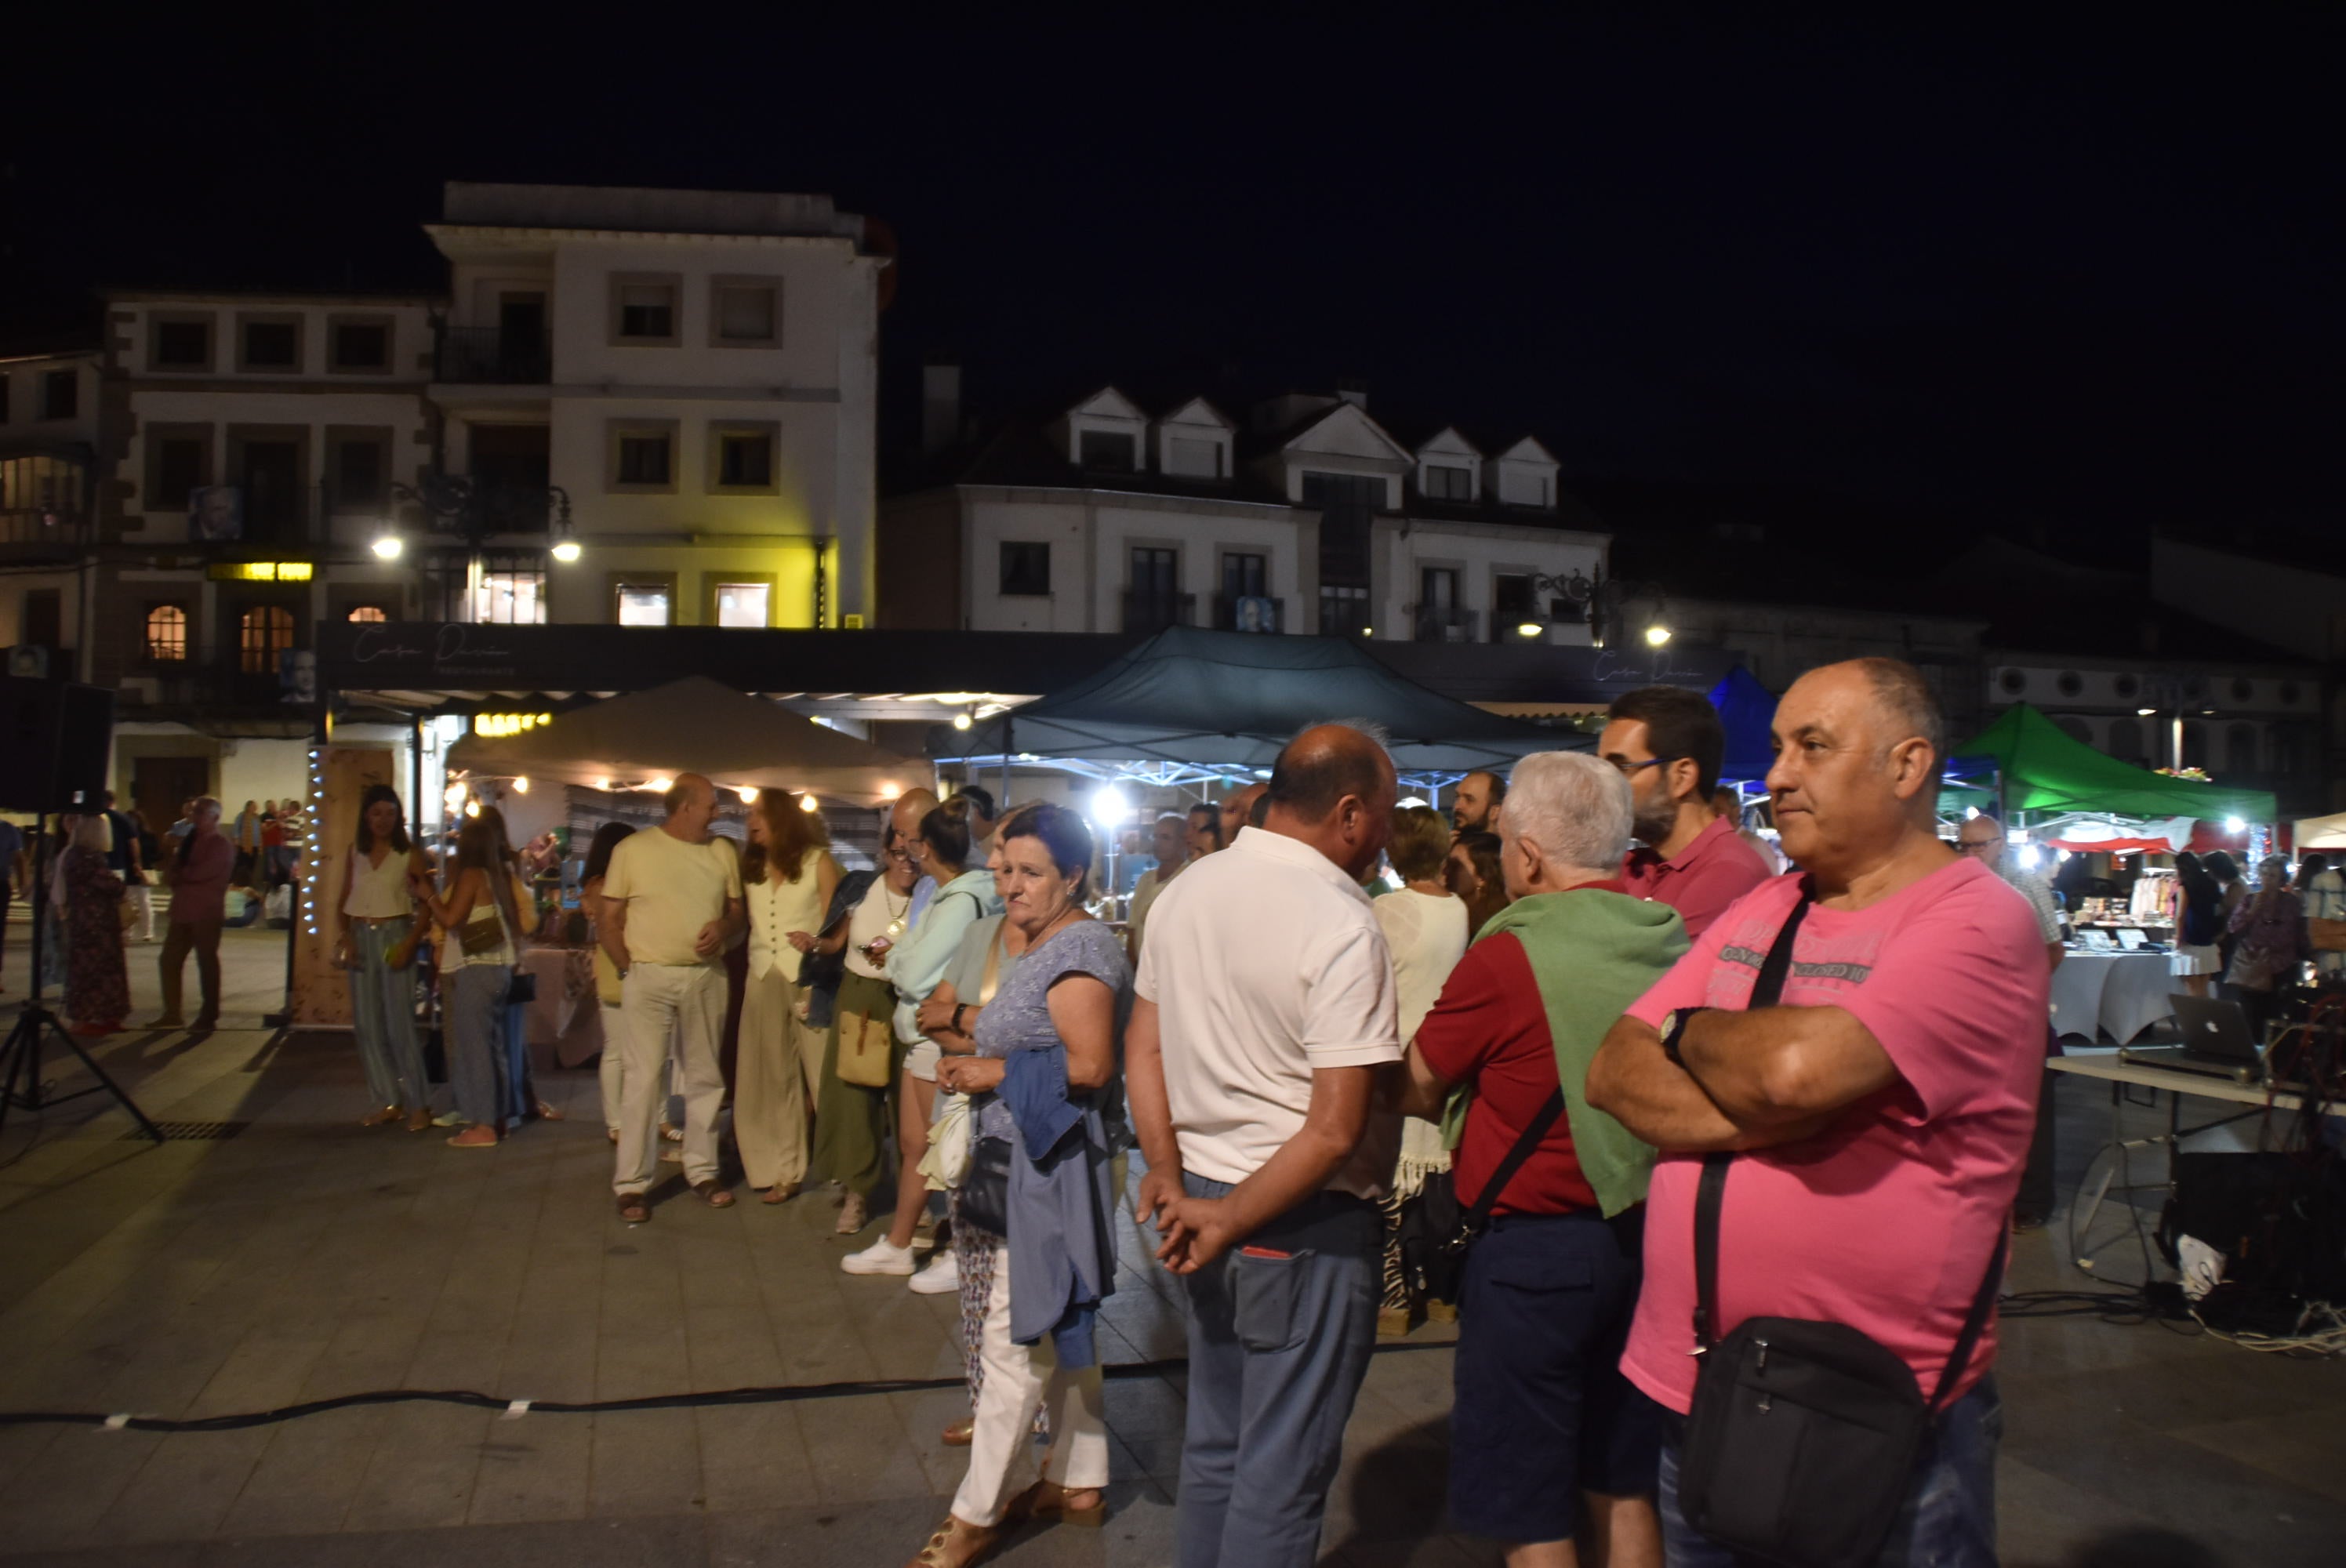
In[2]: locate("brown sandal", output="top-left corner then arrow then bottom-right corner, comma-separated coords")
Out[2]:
617,1192 -> 651,1224
694,1181 -> 735,1209
1001,1479 -> 1106,1529
905,1515 -> 998,1568
941,1416 -> 974,1446
358,1106 -> 401,1127
761,1181 -> 801,1205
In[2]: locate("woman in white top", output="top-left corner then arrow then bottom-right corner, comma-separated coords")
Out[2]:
735,791 -> 841,1204
811,830 -> 924,1234
418,811 -> 532,1149
334,785 -> 435,1131
1372,804 -> 1472,1334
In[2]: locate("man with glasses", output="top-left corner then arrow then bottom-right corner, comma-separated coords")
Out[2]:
1600,685 -> 1771,938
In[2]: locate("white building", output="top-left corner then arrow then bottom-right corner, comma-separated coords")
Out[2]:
881,379 -> 1608,641
425,182 -> 888,630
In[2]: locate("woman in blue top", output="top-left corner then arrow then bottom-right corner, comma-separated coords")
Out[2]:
914,803 -> 1128,1568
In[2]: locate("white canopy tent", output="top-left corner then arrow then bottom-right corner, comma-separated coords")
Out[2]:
2297,812 -> 2346,851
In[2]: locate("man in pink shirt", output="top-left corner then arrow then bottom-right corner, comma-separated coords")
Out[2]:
1601,685 -> 1771,938
1589,659 -> 2046,1568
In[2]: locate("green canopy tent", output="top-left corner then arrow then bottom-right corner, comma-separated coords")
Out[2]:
1943,703 -> 2276,824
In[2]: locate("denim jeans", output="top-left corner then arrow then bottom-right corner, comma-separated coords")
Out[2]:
1175,1174 -> 1381,1568
1655,1375 -> 2002,1568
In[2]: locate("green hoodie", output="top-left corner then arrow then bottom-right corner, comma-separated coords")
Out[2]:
1450,887 -> 1689,1217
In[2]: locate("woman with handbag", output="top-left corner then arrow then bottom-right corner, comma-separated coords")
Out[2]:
736,790 -> 841,1205
335,784 -> 435,1131
915,803 -> 1127,1568
61,815 -> 129,1037
2225,854 -> 2308,1044
419,811 -> 529,1149
810,831 -> 923,1234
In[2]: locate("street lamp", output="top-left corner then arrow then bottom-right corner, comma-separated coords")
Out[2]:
1643,623 -> 1673,648
385,474 -> 577,621
371,533 -> 404,560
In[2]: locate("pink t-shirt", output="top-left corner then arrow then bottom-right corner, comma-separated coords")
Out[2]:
1620,857 -> 2048,1415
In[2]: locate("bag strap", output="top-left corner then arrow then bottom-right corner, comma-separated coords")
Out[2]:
1464,1087 -> 1565,1232
1694,887 -> 1814,1352
977,923 -> 1006,1005
1928,1232 -> 2006,1411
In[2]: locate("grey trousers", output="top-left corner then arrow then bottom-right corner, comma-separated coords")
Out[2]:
447,964 -> 512,1128
347,918 -> 429,1112
1175,1174 -> 1381,1568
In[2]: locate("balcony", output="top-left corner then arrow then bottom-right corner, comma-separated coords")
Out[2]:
1122,590 -> 1195,634
1212,593 -> 1284,633
1414,605 -> 1480,643
436,325 -> 551,385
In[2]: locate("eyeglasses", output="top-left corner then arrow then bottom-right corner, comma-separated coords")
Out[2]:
1606,756 -> 1679,777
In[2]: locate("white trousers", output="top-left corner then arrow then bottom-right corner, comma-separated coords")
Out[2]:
125,884 -> 155,941
950,1243 -> 1109,1527
615,963 -> 724,1193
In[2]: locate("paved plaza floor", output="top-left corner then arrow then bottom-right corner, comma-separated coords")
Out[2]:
2,910 -> 2344,1565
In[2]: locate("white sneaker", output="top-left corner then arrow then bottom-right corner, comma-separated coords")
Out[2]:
840,1237 -> 918,1276
908,1250 -> 960,1295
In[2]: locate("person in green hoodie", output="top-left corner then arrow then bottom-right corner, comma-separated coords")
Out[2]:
1396,750 -> 1687,1568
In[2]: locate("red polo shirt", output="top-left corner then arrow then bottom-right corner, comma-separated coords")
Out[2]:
1622,815 -> 1774,939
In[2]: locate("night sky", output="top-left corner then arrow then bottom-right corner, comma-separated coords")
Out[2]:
9,8 -> 2338,541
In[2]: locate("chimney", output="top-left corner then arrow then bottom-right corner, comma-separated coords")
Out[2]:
921,363 -> 962,455
1335,376 -> 1369,409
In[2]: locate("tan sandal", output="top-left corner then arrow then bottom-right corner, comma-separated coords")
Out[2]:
941,1415 -> 974,1446
761,1181 -> 801,1205
358,1106 -> 401,1127
905,1515 -> 998,1568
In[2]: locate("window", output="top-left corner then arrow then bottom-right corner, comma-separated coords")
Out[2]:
1422,464 -> 1472,501
1223,553 -> 1267,599
346,604 -> 388,623
1167,437 -> 1223,478
611,276 -> 680,343
616,582 -> 674,626
148,433 -> 209,514
421,548 -> 546,624
24,588 -> 62,648
1000,541 -> 1051,597
1493,573 -> 1535,620
2056,671 -> 2083,698
1125,547 -> 1187,633
239,318 -> 301,372
144,604 -> 188,662
1078,430 -> 1137,470
151,317 -> 211,369
715,430 -> 775,488
329,320 -> 390,372
239,606 -> 294,674
42,371 -> 77,421
327,431 -> 387,510
712,280 -> 779,345
618,434 -> 671,486
712,581 -> 770,628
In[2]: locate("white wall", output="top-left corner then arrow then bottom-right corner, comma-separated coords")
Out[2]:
957,491 -> 1309,634
1378,521 -> 1604,643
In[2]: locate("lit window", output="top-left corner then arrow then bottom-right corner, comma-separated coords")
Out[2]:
714,582 -> 769,627
616,583 -> 672,626
347,605 -> 388,623
145,604 -> 188,662
239,606 -> 293,673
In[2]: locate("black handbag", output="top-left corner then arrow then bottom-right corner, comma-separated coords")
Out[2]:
957,1134 -> 1014,1238
507,969 -> 537,1004
1676,890 -> 2006,1568
1404,1087 -> 1564,1306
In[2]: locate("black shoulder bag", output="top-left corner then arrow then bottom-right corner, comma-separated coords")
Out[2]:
1404,1087 -> 1563,1307
1676,891 -> 2006,1568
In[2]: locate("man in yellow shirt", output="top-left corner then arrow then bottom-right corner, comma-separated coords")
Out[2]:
599,774 -> 745,1221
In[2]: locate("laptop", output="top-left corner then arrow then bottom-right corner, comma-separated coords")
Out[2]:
2121,994 -> 2267,1083
2114,928 -> 2148,951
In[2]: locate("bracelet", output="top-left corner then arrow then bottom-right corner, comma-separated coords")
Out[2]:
1661,1007 -> 1709,1069
953,1004 -> 968,1034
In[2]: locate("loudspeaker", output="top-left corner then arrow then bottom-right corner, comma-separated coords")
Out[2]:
0,677 -> 114,811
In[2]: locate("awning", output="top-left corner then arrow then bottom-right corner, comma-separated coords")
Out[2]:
1946,703 -> 2277,823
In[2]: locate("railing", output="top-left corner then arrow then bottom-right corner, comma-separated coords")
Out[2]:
1122,590 -> 1195,634
0,508 -> 89,551
1213,593 -> 1284,633
436,325 -> 551,385
1413,604 -> 1479,643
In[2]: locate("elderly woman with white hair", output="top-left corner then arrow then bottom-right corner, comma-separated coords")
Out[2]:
1396,750 -> 1690,1563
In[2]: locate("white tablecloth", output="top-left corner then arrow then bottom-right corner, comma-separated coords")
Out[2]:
518,947 -> 604,1070
2049,951 -> 2176,1044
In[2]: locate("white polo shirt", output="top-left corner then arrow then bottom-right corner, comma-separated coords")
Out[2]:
1135,825 -> 1402,1199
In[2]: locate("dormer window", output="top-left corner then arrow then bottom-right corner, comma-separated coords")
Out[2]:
1079,430 -> 1137,470
1422,464 -> 1472,502
1484,437 -> 1561,510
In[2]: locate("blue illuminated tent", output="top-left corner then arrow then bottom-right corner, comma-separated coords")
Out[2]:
1708,665 -> 1778,783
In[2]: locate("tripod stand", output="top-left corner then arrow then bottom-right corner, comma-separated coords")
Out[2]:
1,825 -> 164,1144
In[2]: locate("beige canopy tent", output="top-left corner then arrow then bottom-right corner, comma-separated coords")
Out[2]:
445,675 -> 930,806
2297,812 -> 2346,851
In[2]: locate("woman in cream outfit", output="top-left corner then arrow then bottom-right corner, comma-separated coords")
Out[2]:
735,792 -> 839,1203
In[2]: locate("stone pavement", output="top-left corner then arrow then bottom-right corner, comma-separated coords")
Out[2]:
0,910 -> 2343,1565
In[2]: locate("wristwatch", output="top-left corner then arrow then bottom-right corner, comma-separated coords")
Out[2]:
1661,1007 -> 1709,1069
952,1004 -> 968,1034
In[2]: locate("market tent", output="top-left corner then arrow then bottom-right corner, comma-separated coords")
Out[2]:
446,676 -> 929,806
2297,812 -> 2346,851
1708,665 -> 1778,782
931,626 -> 1577,771
1948,703 -> 2277,823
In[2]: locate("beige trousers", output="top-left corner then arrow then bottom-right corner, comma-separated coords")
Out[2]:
614,962 -> 724,1194
734,966 -> 812,1191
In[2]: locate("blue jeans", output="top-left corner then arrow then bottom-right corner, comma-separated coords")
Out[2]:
1655,1375 -> 2003,1568
447,965 -> 513,1130
1175,1174 -> 1380,1568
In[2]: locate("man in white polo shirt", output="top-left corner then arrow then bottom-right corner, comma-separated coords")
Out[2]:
598,773 -> 744,1221
1129,723 -> 1401,1568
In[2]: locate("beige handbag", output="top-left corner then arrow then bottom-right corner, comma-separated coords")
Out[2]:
835,1009 -> 895,1088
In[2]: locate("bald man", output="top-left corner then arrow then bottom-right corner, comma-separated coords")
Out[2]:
1218,781 -> 1268,848
1590,660 -> 2046,1565
1130,724 -> 1403,1568
601,773 -> 746,1221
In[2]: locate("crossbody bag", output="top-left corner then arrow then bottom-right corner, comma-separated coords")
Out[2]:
1676,888 -> 2006,1568
1404,1085 -> 1565,1307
